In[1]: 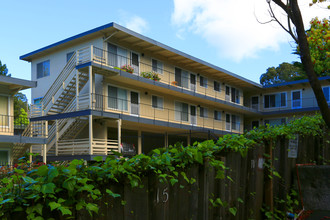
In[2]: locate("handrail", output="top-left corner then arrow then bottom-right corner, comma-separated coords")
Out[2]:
41,51 -> 77,114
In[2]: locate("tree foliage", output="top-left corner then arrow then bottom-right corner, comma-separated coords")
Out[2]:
13,92 -> 29,126
305,17 -> 330,76
266,0 -> 330,128
0,60 -> 10,76
260,62 -> 305,85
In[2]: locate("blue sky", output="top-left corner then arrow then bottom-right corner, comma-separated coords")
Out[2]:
0,0 -> 328,102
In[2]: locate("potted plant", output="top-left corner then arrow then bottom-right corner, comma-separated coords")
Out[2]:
141,71 -> 161,81
121,64 -> 134,73
171,81 -> 178,86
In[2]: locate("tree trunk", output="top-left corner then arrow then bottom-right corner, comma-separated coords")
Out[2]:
290,0 -> 330,128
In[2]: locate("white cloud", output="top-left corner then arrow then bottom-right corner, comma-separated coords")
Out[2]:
118,10 -> 149,34
171,0 -> 329,62
124,15 -> 149,34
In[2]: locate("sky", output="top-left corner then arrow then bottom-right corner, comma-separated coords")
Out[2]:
0,0 -> 328,102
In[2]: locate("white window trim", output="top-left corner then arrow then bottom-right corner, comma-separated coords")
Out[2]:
130,51 -> 140,75
151,95 -> 164,110
174,100 -> 190,123
322,86 -> 330,103
107,84 -> 130,113
291,90 -> 302,109
0,148 -> 11,165
129,90 -> 140,117
190,104 -> 197,126
214,110 -> 222,121
263,92 -> 287,109
0,95 -> 10,129
199,75 -> 208,88
151,58 -> 164,75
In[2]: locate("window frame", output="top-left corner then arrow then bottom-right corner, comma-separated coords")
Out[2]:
214,110 -> 222,121
36,60 -> 50,79
199,75 -> 208,88
199,106 -> 208,118
322,86 -> 330,103
107,84 -> 129,112
291,90 -> 302,109
214,81 -> 221,92
151,59 -> 163,75
151,95 -> 164,110
264,92 -> 287,109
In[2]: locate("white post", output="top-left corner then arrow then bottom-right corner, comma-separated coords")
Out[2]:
90,45 -> 94,62
117,119 -> 122,152
43,120 -> 48,164
76,70 -> 79,111
89,66 -> 93,109
29,145 -> 33,163
55,120 -> 59,156
89,115 -> 93,155
138,130 -> 142,154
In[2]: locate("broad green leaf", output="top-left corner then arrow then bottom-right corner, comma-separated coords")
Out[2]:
49,202 -> 61,211
93,156 -> 103,162
58,207 -> 72,216
86,203 -> 99,216
106,189 -> 121,198
47,167 -> 59,182
229,207 -> 237,216
37,165 -> 49,176
41,183 -> 56,194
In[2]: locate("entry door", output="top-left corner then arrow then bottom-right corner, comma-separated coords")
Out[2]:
131,52 -> 139,75
225,86 -> 230,101
251,96 -> 259,111
190,74 -> 196,91
130,92 -> 139,115
190,105 -> 197,125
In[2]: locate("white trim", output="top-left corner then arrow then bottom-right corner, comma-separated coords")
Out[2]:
263,92 -> 287,109
130,51 -> 140,75
151,95 -> 164,110
291,90 -> 302,109
129,90 -> 140,116
107,83 -> 129,113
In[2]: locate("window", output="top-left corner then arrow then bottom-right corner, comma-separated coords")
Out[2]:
264,118 -> 286,126
214,81 -> 220,92
37,60 -> 50,79
214,110 -> 221,121
108,86 -> 128,111
200,107 -> 208,118
323,86 -> 330,102
108,43 -> 127,67
175,68 -> 189,89
131,52 -> 139,73
33,97 -> 42,105
264,92 -> 286,108
152,95 -> 163,109
251,96 -> 259,110
175,102 -> 189,122
225,86 -> 240,104
292,90 -> 302,109
200,76 -> 208,88
152,59 -> 163,74
231,115 -> 240,131
0,150 -> 9,165
0,96 -> 9,126
66,52 -> 74,62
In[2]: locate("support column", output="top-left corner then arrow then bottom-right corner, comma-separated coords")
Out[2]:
29,146 -> 32,163
76,70 -> 79,111
89,115 -> 93,155
43,120 -> 48,164
117,119 -> 122,152
89,66 -> 93,109
187,130 -> 191,146
138,130 -> 142,155
165,132 -> 168,148
55,120 -> 59,156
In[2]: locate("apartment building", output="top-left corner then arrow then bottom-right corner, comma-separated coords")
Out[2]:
18,22 -> 330,162
0,75 -> 46,165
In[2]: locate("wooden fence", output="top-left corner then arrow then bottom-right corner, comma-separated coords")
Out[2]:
7,134 -> 330,220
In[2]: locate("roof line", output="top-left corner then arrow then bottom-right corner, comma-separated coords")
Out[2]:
0,75 -> 37,88
262,76 -> 330,88
20,22 -> 115,61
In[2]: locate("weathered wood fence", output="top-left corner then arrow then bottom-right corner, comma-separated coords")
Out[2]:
72,135 -> 329,220
8,134 -> 330,220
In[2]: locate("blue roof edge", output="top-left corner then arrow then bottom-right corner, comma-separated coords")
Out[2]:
20,22 -> 115,61
262,76 -> 330,88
